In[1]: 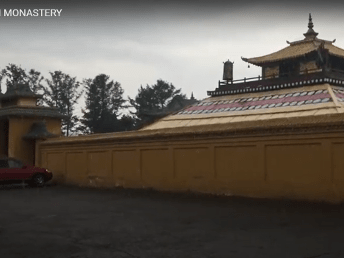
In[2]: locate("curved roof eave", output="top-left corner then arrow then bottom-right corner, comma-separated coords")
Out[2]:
242,40 -> 344,66
242,43 -> 318,66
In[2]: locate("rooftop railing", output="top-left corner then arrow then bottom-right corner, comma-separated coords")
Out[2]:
208,68 -> 344,96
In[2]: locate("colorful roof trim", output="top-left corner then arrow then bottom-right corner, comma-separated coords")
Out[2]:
141,84 -> 344,131
181,89 -> 331,115
332,88 -> 344,102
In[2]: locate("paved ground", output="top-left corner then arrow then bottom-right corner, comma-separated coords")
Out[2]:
0,184 -> 344,258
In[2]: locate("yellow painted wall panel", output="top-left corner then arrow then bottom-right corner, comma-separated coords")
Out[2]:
46,152 -> 65,182
332,143 -> 344,200
36,130 -> 344,203
41,151 -> 47,168
174,148 -> 211,190
113,150 -> 140,187
215,145 -> 261,181
264,143 -> 336,202
266,143 -> 325,184
141,149 -> 172,189
333,143 -> 344,183
87,151 -> 112,187
87,151 -> 111,177
66,152 -> 87,184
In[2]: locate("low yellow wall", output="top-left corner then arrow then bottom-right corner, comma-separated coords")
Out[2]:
37,130 -> 344,203
9,117 -> 62,165
9,117 -> 36,164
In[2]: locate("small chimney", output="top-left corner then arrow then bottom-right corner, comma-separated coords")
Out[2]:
223,60 -> 234,82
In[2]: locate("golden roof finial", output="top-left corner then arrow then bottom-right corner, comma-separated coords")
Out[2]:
303,13 -> 318,40
308,13 -> 314,30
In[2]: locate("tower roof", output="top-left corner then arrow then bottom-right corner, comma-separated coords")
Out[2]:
241,14 -> 342,66
0,82 -> 41,101
0,82 -> 65,119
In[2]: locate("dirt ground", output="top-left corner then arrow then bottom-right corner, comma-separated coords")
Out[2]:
0,184 -> 344,258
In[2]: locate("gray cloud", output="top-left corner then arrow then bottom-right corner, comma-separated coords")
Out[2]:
0,0 -> 343,113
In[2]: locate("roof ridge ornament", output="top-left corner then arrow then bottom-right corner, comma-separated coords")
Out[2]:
308,13 -> 314,30
303,13 -> 318,40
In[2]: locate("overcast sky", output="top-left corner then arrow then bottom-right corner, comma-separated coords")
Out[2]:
0,0 -> 343,116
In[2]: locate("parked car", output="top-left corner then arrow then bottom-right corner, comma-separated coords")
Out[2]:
0,157 -> 53,187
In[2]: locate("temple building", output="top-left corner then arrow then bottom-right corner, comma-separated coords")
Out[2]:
142,14 -> 344,134
36,15 -> 344,203
0,83 -> 63,165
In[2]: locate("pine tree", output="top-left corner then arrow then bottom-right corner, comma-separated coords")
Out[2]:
129,79 -> 186,127
80,74 -> 126,134
0,64 -> 44,96
27,69 -> 44,94
26,69 -> 45,105
44,71 -> 83,136
3,64 -> 27,88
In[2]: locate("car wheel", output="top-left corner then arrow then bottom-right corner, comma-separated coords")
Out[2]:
32,174 -> 45,187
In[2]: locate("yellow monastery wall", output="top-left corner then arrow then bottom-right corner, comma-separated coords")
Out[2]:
9,117 -> 62,165
37,131 -> 344,203
9,117 -> 36,165
17,98 -> 37,107
45,118 -> 62,136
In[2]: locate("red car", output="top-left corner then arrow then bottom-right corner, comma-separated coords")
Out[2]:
0,157 -> 53,187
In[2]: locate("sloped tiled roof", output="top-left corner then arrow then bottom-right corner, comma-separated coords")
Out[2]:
0,83 -> 41,101
243,40 -> 344,66
326,44 -> 344,58
39,84 -> 344,145
140,84 -> 344,132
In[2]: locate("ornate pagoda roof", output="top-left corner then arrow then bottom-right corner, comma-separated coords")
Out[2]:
0,82 -> 42,101
241,14 -> 344,66
0,82 -> 66,119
